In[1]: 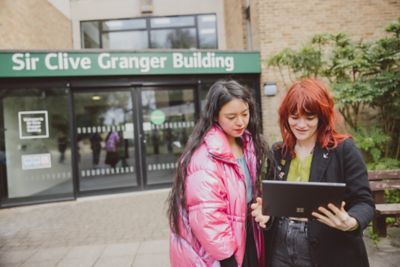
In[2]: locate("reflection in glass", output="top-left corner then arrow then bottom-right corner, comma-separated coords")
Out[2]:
102,19 -> 146,31
150,28 -> 196,48
81,14 -> 217,50
150,16 -> 195,28
198,15 -> 217,48
142,88 -> 195,185
74,91 -> 137,191
1,89 -> 73,198
102,31 -> 148,49
81,21 -> 100,48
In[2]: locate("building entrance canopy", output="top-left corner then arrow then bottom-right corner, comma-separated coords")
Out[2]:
0,49 -> 261,208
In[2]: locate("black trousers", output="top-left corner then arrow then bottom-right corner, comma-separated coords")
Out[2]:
220,211 -> 259,267
271,217 -> 312,267
243,214 -> 259,267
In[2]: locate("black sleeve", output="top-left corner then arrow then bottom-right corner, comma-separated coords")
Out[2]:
220,255 -> 238,267
342,139 -> 375,230
264,216 -> 276,231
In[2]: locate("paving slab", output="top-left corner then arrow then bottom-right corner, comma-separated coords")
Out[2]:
0,189 -> 398,267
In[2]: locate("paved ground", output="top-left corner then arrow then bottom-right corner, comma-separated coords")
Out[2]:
0,189 -> 399,267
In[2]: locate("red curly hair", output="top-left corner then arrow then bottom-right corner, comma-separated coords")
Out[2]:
278,78 -> 349,157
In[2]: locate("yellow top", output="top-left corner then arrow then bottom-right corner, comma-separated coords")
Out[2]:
287,153 -> 312,183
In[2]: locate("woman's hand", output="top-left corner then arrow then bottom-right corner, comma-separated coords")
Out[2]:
312,201 -> 358,231
250,197 -> 270,228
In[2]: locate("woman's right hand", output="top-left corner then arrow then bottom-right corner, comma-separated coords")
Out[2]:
250,197 -> 270,228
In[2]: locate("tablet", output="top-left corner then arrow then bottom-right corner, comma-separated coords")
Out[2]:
262,180 -> 346,218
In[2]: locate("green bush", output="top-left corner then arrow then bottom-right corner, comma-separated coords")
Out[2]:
351,126 -> 400,169
267,18 -> 400,161
385,189 -> 400,203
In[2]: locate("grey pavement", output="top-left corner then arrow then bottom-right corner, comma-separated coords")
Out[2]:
0,189 -> 399,267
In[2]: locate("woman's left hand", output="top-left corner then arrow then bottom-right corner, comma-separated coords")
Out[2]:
311,201 -> 359,231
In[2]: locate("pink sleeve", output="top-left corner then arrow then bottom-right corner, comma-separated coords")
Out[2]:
185,169 -> 237,261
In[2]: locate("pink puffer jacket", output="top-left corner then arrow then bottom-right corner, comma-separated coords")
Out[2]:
170,125 -> 264,267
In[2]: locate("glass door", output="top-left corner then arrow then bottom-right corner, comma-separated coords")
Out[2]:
0,87 -> 73,203
73,85 -> 196,192
140,86 -> 195,186
73,90 -> 138,192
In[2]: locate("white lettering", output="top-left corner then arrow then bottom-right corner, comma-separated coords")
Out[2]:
12,53 -> 25,71
80,57 -> 91,69
98,54 -> 167,72
225,57 -> 234,71
60,53 -> 67,69
139,57 -> 150,72
119,57 -> 129,69
159,57 -> 167,68
172,52 -> 234,71
98,53 -> 111,69
44,53 -> 58,70
110,56 -> 119,69
44,53 -> 92,70
173,53 -> 184,68
12,53 -> 39,71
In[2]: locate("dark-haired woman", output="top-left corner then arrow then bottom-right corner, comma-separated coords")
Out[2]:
251,78 -> 374,267
168,80 -> 272,267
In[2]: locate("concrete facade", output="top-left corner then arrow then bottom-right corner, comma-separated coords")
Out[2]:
225,0 -> 400,142
0,0 -> 72,49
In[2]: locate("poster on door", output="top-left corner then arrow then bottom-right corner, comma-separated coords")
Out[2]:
21,153 -> 52,170
18,110 -> 49,139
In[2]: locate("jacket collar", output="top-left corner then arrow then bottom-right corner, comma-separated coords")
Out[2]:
309,142 -> 332,182
275,142 -> 332,182
204,124 -> 251,163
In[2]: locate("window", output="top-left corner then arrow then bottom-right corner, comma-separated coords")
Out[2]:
198,15 -> 217,49
81,14 -> 217,49
1,88 -> 73,199
81,21 -> 101,48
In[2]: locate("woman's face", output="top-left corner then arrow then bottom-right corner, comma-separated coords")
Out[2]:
217,99 -> 250,141
288,114 -> 319,144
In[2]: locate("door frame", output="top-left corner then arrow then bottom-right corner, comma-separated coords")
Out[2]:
71,85 -> 141,196
136,82 -> 200,190
71,80 -> 201,194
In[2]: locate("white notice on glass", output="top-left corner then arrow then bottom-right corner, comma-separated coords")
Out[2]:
21,153 -> 52,170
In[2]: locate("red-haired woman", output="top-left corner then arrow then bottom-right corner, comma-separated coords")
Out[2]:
251,78 -> 374,267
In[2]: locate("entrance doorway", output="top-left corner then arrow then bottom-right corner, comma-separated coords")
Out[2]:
140,86 -> 195,186
73,85 -> 195,193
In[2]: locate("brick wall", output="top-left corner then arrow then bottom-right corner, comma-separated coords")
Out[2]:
250,0 -> 400,142
224,0 -> 246,50
0,0 -> 72,49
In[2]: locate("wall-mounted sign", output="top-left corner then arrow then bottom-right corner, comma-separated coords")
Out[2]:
0,51 -> 261,77
18,110 -> 49,139
21,153 -> 52,170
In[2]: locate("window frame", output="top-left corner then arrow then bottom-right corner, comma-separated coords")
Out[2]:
80,13 -> 218,49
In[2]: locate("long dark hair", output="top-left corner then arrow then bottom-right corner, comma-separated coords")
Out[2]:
167,80 -> 272,235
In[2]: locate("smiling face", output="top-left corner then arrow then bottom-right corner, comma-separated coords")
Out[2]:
217,98 -> 250,142
288,113 -> 319,144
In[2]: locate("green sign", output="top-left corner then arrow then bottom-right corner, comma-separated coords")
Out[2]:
150,110 -> 166,125
0,50 -> 261,77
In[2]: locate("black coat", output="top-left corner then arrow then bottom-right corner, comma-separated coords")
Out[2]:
265,138 -> 375,267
